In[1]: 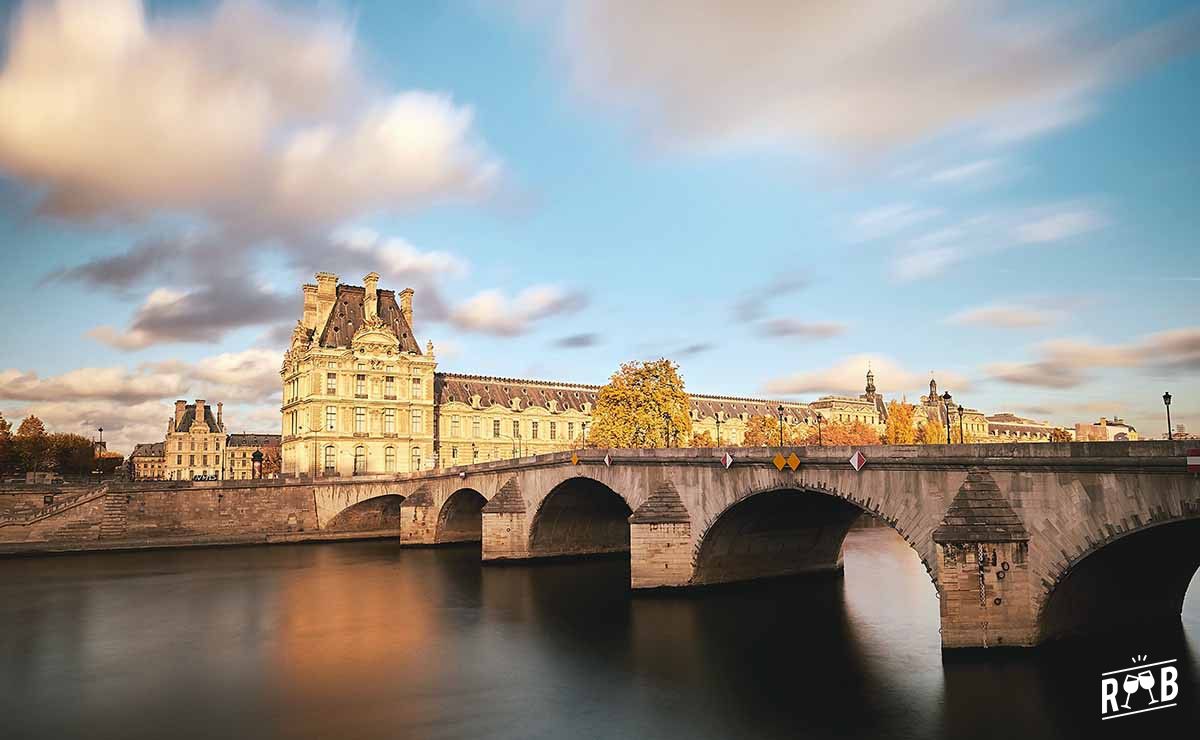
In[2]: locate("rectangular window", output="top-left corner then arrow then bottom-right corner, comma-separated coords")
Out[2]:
531,421 -> 539,440
355,407 -> 366,433
290,412 -> 298,436
189,455 -> 195,466
451,416 -> 460,438
493,419 -> 501,438
411,410 -> 423,434
326,373 -> 337,394
385,376 -> 395,398
550,422 -> 557,441
411,377 -> 423,399
355,374 -> 366,397
568,422 -> 575,440
176,455 -> 182,465
384,409 -> 395,433
581,422 -> 589,440
326,406 -> 337,431
512,420 -> 520,438
472,419 -> 481,439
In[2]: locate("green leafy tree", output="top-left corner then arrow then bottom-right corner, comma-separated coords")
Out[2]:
16,415 -> 50,472
48,433 -> 95,474
883,400 -> 916,445
587,359 -> 692,448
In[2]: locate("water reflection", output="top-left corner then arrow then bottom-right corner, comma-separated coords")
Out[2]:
1,530 -> 1197,739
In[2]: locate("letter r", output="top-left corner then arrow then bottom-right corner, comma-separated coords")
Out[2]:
1101,678 -> 1119,714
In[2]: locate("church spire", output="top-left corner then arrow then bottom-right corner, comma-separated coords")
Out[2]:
865,365 -> 876,398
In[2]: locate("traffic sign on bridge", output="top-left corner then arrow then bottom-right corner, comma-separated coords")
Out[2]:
1188,449 -> 1200,473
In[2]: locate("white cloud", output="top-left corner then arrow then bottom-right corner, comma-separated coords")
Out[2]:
331,227 -> 469,278
550,1 -> 1200,153
449,285 -> 587,336
947,304 -> 1055,329
985,327 -> 1199,389
758,319 -> 846,339
927,158 -> 1004,185
0,0 -> 498,227
1016,205 -> 1108,244
852,203 -> 941,241
0,366 -> 188,403
891,247 -> 962,282
764,354 -> 970,397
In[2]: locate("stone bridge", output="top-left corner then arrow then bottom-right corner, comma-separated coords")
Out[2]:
316,441 -> 1200,649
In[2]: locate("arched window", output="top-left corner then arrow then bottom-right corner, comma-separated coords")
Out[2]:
324,445 -> 336,475
411,446 -> 422,471
385,446 -> 396,472
353,445 -> 366,474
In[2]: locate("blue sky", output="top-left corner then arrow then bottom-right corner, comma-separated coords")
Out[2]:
0,0 -> 1197,451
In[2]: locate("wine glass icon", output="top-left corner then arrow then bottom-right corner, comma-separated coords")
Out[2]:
1121,673 -> 1140,709
1138,670 -> 1158,704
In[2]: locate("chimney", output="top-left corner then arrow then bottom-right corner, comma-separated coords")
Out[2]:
302,284 -> 319,329
195,399 -> 206,429
399,287 -> 414,328
174,400 -> 187,430
315,271 -> 339,329
363,272 -> 380,321
217,402 -> 224,429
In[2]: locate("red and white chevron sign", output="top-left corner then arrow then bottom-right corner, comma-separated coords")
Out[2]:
1188,449 -> 1200,473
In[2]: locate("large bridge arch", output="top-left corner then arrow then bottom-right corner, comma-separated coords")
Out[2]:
322,494 -> 404,534
1036,515 -> 1200,642
690,485 -> 937,588
436,487 -> 487,544
528,476 -> 633,558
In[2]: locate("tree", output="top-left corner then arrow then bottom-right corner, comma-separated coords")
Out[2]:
48,433 -> 94,474
0,411 -> 12,474
691,429 -> 715,448
1049,428 -> 1072,443
818,420 -> 883,446
917,418 -> 945,445
742,415 -> 809,447
883,401 -> 916,445
587,359 -> 692,448
16,415 -> 50,472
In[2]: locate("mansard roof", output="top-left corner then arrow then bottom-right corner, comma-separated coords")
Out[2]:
435,371 -> 813,419
131,442 -> 164,458
317,283 -> 421,354
226,434 -> 282,448
174,405 -> 220,433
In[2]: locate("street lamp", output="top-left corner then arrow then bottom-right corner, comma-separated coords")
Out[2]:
941,391 -> 953,444
958,404 -> 965,444
816,414 -> 824,446
1164,392 -> 1172,441
776,405 -> 785,447
715,414 -> 722,446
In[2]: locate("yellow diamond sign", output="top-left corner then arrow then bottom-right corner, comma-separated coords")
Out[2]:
571,452 -> 579,466
787,452 -> 800,471
772,453 -> 786,471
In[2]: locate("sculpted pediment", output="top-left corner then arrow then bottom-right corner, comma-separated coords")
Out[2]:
351,321 -> 400,354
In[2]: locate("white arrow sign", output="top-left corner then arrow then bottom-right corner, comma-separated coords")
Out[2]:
603,452 -> 612,467
721,452 -> 734,469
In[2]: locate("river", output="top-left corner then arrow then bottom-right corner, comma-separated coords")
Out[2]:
1,529 -> 1196,739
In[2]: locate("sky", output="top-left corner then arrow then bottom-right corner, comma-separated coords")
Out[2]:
0,0 -> 1197,453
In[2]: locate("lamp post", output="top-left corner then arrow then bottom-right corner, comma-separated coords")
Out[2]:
941,391 -> 953,444
1164,392 -> 1172,441
958,404 -> 965,444
662,412 -> 672,448
715,414 -> 722,446
776,405 -> 785,447
816,415 -> 823,446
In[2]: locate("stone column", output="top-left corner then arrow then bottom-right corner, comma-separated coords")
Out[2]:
399,486 -> 436,545
933,469 -> 1036,648
481,477 -> 528,561
630,480 -> 693,589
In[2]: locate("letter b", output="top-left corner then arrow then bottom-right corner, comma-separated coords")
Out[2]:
1160,666 -> 1178,702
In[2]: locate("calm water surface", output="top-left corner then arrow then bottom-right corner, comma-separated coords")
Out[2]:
2,530 -> 1197,739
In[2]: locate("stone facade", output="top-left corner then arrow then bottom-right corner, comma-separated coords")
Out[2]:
1075,416 -> 1139,441
987,412 -> 1058,442
129,442 -> 165,480
225,433 -> 282,480
164,399 -> 226,480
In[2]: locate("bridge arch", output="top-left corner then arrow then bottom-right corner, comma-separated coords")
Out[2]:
436,487 -> 487,543
1036,514 -> 1200,642
692,485 -> 937,588
323,493 -> 404,534
529,476 -> 632,558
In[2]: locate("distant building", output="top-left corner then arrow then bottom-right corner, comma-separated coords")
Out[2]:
807,368 -> 888,434
164,400 -> 226,480
1075,417 -> 1139,442
130,442 -> 165,480
1161,424 -> 1196,440
987,413 -> 1057,442
225,434 -> 282,480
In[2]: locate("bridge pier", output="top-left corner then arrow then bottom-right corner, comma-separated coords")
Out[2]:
480,478 -> 529,560
932,471 -> 1036,648
399,487 -> 436,545
629,482 -> 693,588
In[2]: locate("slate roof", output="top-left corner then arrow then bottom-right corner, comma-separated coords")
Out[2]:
318,284 -> 421,354
932,470 -> 1029,543
629,480 -> 690,524
436,372 -> 813,420
174,405 -> 221,433
130,442 -> 164,458
226,434 -> 281,448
